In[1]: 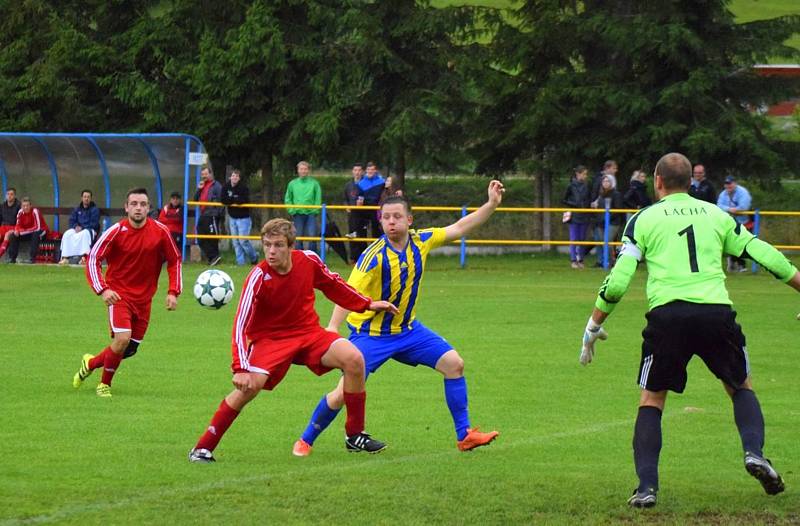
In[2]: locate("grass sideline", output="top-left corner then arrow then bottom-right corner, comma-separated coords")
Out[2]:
2,255 -> 800,525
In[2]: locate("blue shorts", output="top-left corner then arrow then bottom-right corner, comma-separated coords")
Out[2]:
349,320 -> 453,374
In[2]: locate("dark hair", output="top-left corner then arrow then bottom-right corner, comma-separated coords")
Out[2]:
353,163 -> 364,169
81,189 -> 92,197
126,187 -> 149,201
381,194 -> 411,214
655,153 -> 691,190
170,191 -> 182,199
366,161 -> 377,169
573,165 -> 587,174
7,187 -> 16,193
230,169 -> 241,177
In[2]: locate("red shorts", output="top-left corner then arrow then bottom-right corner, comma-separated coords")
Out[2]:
108,300 -> 151,342
0,226 -> 14,239
245,328 -> 343,390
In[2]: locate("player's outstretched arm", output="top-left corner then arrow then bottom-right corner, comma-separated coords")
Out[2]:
443,180 -> 504,242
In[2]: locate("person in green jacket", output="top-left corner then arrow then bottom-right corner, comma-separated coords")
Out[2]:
285,161 -> 322,253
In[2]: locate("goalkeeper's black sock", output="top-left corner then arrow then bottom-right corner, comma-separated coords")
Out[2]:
733,389 -> 765,457
633,405 -> 662,492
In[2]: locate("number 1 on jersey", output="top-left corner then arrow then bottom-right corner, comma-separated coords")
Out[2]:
678,225 -> 699,272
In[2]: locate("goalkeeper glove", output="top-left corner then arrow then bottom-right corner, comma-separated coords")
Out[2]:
580,317 -> 608,366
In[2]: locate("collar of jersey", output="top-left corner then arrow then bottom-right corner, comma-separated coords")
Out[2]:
662,192 -> 691,202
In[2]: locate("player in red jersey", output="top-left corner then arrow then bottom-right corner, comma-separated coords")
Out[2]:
72,188 -> 182,398
188,218 -> 398,462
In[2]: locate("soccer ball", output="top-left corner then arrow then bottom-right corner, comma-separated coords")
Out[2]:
194,269 -> 235,309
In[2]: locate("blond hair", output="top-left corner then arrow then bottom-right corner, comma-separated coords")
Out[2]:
260,218 -> 296,245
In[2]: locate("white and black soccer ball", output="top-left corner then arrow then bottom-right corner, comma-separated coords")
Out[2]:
193,269 -> 235,309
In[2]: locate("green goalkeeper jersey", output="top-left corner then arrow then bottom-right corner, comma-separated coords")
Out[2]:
596,192 -> 797,313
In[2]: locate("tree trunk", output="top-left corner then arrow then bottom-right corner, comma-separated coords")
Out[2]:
394,146 -> 406,188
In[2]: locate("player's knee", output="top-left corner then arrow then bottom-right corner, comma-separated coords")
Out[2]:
439,352 -> 464,377
122,340 -> 139,359
111,333 -> 131,353
340,350 -> 365,377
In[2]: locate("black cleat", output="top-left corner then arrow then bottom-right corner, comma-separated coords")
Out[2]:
745,452 -> 785,495
345,432 -> 387,454
627,487 -> 657,508
188,448 -> 216,463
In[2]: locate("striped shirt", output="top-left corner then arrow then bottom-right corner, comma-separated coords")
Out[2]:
347,228 -> 447,336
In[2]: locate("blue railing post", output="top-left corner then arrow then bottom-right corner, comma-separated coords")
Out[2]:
460,205 -> 467,268
602,203 -> 611,269
751,209 -> 761,273
320,204 -> 327,263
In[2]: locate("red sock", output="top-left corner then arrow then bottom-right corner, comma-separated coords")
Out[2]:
195,399 -> 241,452
0,240 -> 7,257
89,347 -> 111,370
100,350 -> 123,386
343,391 -> 366,436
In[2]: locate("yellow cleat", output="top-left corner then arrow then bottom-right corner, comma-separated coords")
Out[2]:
96,383 -> 112,398
72,354 -> 94,389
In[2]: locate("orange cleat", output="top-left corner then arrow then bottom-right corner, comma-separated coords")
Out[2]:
292,439 -> 313,457
457,427 -> 499,452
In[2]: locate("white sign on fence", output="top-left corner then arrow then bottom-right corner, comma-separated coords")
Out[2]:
188,152 -> 209,166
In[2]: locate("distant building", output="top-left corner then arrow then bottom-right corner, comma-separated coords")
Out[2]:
752,64 -> 800,116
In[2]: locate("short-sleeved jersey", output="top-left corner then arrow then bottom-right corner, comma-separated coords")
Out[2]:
596,192 -> 797,313
346,227 -> 447,336
87,218 -> 182,305
232,250 -> 371,372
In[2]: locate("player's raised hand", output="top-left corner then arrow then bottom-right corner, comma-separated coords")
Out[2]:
487,180 -> 505,207
370,300 -> 399,316
166,293 -> 178,311
580,317 -> 608,366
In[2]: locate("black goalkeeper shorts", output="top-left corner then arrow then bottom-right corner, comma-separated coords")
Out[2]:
637,301 -> 749,393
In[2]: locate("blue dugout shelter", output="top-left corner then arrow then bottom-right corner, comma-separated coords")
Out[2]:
0,133 -> 208,259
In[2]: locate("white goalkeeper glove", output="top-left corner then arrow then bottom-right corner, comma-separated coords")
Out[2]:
580,317 -> 608,366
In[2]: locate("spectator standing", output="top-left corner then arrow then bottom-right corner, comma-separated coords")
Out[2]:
689,164 -> 716,203
284,161 -> 321,254
589,160 -> 618,262
222,169 -> 259,266
2,197 -> 48,263
623,170 -> 652,210
717,176 -> 753,272
562,166 -> 591,269
344,163 -> 366,263
194,166 -> 223,265
593,175 -> 625,266
0,188 -> 21,257
355,161 -> 385,240
59,189 -> 100,265
158,191 -> 184,250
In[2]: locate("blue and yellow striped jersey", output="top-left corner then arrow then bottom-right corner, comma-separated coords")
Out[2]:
346,227 -> 447,336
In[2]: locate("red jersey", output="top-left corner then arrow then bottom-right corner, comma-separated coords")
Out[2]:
15,207 -> 48,235
231,250 -> 371,372
86,218 -> 182,305
157,204 -> 183,234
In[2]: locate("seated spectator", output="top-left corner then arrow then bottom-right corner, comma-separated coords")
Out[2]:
158,191 -> 184,250
0,197 -> 48,263
59,189 -> 100,265
0,188 -> 21,256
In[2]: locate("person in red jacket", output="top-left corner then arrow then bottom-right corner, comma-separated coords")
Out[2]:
188,218 -> 399,462
1,197 -> 48,263
157,191 -> 184,249
72,188 -> 182,398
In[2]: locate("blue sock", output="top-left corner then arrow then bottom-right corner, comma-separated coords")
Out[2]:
300,395 -> 341,445
444,377 -> 471,441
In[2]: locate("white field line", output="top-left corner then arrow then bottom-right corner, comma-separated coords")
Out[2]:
2,415 -> 668,525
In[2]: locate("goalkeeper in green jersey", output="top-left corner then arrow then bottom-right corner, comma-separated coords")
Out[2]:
580,152 -> 800,509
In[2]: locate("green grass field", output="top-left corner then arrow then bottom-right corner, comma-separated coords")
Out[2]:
2,255 -> 800,525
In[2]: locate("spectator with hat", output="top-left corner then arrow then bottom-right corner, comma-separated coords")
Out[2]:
717,176 -> 752,272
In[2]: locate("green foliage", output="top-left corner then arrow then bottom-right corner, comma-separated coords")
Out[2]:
3,258 -> 800,524
471,1 -> 800,183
